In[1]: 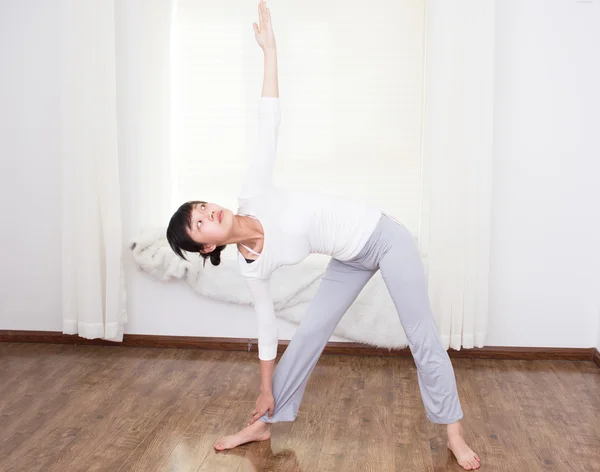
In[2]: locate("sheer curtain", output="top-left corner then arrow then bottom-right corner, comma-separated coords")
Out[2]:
59,0 -> 173,341
419,0 -> 495,349
60,0 -> 126,340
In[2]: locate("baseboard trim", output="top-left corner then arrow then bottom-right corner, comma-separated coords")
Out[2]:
1,330 -> 597,364
594,349 -> 600,368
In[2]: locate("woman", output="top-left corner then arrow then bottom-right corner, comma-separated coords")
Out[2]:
167,1 -> 480,470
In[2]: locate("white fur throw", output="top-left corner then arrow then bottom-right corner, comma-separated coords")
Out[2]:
130,229 -> 409,349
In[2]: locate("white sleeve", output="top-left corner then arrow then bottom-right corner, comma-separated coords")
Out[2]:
245,276 -> 278,361
239,97 -> 281,199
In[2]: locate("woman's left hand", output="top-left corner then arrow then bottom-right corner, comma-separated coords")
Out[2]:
253,0 -> 276,51
249,390 -> 275,424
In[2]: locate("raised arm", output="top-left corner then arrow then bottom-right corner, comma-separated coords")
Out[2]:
240,1 -> 280,199
254,0 -> 278,98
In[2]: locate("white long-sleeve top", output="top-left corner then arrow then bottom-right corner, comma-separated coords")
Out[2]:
237,97 -> 382,360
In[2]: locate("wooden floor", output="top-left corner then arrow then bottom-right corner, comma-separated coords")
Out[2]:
1,343 -> 599,472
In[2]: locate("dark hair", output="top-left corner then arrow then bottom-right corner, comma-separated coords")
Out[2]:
166,200 -> 226,266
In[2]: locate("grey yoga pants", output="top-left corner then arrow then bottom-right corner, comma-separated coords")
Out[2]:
260,214 -> 464,425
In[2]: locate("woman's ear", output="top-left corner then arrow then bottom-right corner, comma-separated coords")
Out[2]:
200,244 -> 216,254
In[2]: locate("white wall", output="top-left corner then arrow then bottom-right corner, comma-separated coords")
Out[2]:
2,0 -> 599,349
486,0 -> 600,348
0,0 -> 63,331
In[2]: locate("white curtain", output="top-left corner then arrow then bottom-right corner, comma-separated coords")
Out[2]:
60,1 -> 126,340
419,0 -> 495,349
59,0 -> 173,341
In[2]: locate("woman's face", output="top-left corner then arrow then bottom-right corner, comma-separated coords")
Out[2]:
187,202 -> 234,251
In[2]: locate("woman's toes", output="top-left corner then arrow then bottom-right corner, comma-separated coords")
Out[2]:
214,437 -> 231,451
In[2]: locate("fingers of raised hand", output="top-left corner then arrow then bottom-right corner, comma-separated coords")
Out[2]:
260,1 -> 270,26
258,1 -> 264,25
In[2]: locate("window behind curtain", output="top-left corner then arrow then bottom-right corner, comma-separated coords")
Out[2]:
172,0 -> 426,239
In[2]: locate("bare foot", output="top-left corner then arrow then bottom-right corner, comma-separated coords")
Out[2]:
213,420 -> 271,451
446,422 -> 480,470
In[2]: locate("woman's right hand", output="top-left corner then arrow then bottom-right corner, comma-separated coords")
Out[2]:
249,390 -> 275,425
253,0 -> 276,51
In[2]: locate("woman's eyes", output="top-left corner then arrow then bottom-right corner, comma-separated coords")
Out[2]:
196,204 -> 206,229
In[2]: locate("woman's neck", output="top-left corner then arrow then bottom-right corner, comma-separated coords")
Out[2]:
228,214 -> 264,245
